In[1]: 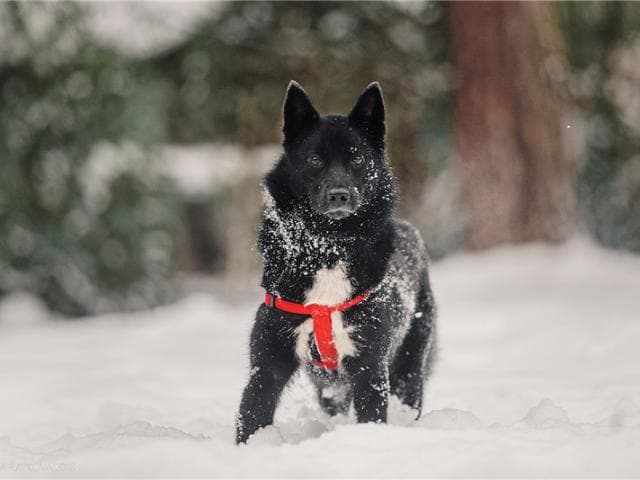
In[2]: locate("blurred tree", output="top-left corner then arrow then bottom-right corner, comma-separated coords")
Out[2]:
559,2 -> 640,253
0,3 -> 181,315
152,1 -> 451,213
3,0 -> 637,318
448,1 -> 575,249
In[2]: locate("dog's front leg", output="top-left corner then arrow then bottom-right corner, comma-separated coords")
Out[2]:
345,357 -> 389,424
236,306 -> 297,444
236,361 -> 296,444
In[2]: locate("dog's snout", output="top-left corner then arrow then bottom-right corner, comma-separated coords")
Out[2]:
326,188 -> 350,206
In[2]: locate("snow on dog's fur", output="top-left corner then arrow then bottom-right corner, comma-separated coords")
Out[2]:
236,81 -> 437,444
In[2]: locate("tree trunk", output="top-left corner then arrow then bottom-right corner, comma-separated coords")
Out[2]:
448,1 -> 575,249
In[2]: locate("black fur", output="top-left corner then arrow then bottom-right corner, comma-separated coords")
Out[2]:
235,82 -> 436,444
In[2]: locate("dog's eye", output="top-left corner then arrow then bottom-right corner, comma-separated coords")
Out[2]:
352,155 -> 365,166
307,155 -> 323,168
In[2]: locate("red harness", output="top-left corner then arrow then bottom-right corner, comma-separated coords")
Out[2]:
264,291 -> 370,370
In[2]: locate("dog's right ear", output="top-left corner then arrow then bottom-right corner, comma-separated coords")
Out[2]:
282,81 -> 319,144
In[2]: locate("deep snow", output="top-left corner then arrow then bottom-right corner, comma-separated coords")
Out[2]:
1,238 -> 639,477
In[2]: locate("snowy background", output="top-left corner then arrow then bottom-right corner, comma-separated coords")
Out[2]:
2,2 -> 640,477
1,239 -> 639,477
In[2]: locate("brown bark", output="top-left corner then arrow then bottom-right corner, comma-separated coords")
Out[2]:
448,1 -> 575,249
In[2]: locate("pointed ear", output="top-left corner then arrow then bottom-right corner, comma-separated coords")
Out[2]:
349,82 -> 385,144
282,81 -> 319,144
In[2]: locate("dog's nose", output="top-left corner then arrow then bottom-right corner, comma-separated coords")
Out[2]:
326,188 -> 351,206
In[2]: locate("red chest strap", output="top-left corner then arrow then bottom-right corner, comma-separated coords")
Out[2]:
264,291 -> 370,370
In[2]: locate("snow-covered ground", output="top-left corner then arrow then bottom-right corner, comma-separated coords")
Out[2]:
1,238 -> 639,477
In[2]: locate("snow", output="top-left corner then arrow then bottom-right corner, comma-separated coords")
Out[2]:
1,238 -> 639,477
80,141 -> 280,202
86,2 -> 220,59
161,143 -> 279,200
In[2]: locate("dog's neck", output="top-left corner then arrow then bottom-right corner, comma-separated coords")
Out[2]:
259,186 -> 395,302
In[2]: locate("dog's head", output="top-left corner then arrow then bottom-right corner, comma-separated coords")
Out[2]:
277,81 -> 390,221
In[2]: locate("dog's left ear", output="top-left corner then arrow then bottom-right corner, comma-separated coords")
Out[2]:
349,82 -> 385,145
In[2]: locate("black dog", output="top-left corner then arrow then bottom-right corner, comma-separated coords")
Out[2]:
235,81 -> 436,444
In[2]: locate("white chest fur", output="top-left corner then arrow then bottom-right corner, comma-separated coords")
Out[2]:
294,263 -> 358,366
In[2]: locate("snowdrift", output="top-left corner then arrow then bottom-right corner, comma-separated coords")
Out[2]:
1,238 -> 639,477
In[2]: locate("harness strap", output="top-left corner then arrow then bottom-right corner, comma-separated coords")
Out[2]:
264,291 -> 370,370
